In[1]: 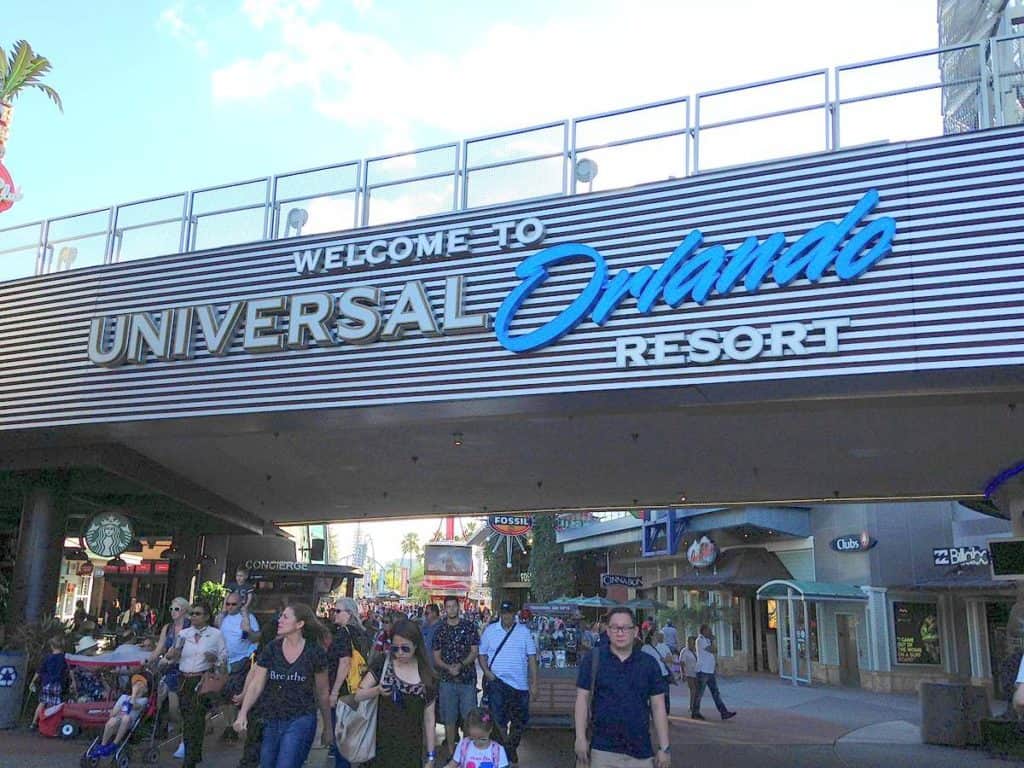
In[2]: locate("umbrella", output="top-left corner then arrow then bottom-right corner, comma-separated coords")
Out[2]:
549,595 -> 578,604
577,595 -> 620,608
623,598 -> 670,610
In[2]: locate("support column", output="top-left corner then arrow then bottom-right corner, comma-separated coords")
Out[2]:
964,598 -> 992,685
862,587 -> 892,673
11,479 -> 67,625
992,482 -> 1024,646
167,532 -> 199,602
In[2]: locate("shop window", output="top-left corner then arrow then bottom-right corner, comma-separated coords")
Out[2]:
807,603 -> 819,662
893,601 -> 941,665
767,599 -> 778,630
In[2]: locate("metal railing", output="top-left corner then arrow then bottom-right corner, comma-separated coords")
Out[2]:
2,34 -> 1022,283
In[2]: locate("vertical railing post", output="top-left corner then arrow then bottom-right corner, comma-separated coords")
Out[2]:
683,98 -> 691,177
268,175 -> 280,240
823,70 -> 832,152
561,119 -> 570,197
183,191 -> 196,252
261,177 -> 273,240
103,206 -> 116,264
460,139 -> 470,211
692,96 -> 702,174
832,67 -> 842,151
36,220 -> 49,276
359,160 -> 371,228
568,119 -> 578,195
991,38 -> 1004,127
353,160 -> 364,229
978,40 -> 992,131
452,143 -> 460,213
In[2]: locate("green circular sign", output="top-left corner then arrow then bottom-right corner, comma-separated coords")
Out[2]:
83,512 -> 134,558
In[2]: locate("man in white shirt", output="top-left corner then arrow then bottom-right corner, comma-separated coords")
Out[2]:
695,624 -> 736,721
478,601 -> 538,768
680,635 -> 701,718
662,621 -> 679,654
216,594 -> 259,742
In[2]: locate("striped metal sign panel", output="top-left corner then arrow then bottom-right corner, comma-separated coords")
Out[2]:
1,126 -> 1023,429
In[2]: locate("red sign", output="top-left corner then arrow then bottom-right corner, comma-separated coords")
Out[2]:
78,562 -> 94,576
0,162 -> 17,213
102,561 -> 170,576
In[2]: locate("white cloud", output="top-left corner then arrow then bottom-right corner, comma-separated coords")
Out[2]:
210,1 -> 940,195
159,2 -> 210,57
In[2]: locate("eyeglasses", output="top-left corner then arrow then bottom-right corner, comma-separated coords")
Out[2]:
608,625 -> 635,633
390,644 -> 414,654
171,607 -> 182,612
188,611 -> 205,617
333,608 -> 348,614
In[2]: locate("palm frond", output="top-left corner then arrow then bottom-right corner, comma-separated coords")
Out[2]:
34,83 -> 62,112
0,45 -> 8,84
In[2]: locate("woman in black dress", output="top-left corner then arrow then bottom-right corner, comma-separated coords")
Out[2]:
353,619 -> 437,768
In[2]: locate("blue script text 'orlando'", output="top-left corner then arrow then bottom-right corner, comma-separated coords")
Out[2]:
494,189 -> 895,353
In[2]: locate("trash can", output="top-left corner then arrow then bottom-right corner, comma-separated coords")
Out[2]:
920,681 -> 989,747
0,651 -> 28,729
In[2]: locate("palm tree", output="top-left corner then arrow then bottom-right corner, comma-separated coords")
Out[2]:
461,520 -> 479,542
400,533 -> 421,594
0,40 -> 63,159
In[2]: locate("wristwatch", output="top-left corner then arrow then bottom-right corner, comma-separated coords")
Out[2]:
659,745 -> 671,754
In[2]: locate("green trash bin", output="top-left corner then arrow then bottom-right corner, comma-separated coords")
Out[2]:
0,651 -> 28,729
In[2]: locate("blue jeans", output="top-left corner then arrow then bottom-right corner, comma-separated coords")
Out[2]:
485,678 -> 530,761
260,712 -> 318,768
695,672 -> 730,716
328,707 -> 352,768
438,681 -> 478,725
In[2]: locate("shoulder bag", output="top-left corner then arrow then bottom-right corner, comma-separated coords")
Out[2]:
480,623 -> 517,708
335,653 -> 390,763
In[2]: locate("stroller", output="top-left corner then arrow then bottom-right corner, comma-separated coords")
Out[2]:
48,644 -> 162,767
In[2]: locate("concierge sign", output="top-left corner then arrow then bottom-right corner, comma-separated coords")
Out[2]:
87,190 -> 891,370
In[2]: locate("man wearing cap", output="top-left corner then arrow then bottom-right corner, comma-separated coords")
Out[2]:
478,600 -> 537,768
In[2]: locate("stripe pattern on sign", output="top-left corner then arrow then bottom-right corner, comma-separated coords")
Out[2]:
1,127 -> 1024,429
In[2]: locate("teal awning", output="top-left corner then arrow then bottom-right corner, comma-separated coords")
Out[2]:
756,579 -> 867,602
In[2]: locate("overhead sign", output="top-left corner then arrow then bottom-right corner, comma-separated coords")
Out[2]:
243,559 -> 309,571
830,533 -> 877,553
687,536 -> 718,568
83,512 -> 134,558
423,544 -> 473,577
601,573 -> 643,588
933,546 -> 989,567
487,514 -> 533,537
87,190 -> 889,369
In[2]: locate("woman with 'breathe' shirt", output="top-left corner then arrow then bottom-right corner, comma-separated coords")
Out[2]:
233,603 -> 332,768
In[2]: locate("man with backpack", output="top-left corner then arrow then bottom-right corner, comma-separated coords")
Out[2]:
328,597 -> 370,768
477,601 -> 537,768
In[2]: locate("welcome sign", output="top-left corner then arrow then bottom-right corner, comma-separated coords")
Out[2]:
87,191 -> 890,369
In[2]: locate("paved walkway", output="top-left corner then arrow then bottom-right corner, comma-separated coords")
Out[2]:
1,674 -> 1018,767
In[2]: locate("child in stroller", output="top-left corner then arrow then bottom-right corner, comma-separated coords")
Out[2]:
83,673 -> 151,761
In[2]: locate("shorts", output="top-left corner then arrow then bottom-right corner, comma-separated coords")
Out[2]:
40,682 -> 63,707
588,749 -> 654,767
162,665 -> 181,694
438,681 -> 478,723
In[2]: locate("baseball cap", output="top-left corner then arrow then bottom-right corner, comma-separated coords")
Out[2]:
499,600 -> 516,613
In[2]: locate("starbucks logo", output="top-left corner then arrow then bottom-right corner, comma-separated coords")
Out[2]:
84,512 -> 134,558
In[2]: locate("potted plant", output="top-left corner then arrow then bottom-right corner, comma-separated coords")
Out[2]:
0,40 -> 63,159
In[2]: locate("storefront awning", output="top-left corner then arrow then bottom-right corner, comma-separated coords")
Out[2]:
653,547 -> 792,592
903,570 -> 1015,593
757,579 -> 867,602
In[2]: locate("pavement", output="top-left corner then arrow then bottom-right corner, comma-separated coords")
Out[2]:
1,674 -> 1020,767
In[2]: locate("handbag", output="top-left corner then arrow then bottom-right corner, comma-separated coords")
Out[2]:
335,654 -> 390,763
481,623 -> 517,709
197,668 -> 228,697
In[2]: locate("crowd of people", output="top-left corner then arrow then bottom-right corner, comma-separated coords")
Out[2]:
30,568 -> 749,767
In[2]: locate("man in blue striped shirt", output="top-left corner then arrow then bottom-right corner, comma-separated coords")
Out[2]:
478,601 -> 537,768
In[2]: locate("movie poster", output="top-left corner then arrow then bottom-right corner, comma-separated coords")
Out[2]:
893,602 -> 941,665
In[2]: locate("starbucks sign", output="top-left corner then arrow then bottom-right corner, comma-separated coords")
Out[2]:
83,512 -> 134,558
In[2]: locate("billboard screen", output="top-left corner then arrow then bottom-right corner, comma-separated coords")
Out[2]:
423,544 -> 473,577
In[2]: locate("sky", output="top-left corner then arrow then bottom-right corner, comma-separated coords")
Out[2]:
2,0 -> 942,233
2,1 -> 943,556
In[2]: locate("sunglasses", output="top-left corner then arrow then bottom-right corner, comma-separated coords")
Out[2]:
189,611 -> 206,617
224,602 -> 239,607
171,607 -> 183,612
390,644 -> 414,654
333,608 -> 348,614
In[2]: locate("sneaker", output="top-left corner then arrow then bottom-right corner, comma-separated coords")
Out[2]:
173,742 -> 186,759
721,711 -> 737,720
691,713 -> 706,720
